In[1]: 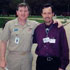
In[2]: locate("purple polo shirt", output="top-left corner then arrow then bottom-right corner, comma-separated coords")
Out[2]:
33,22 -> 69,69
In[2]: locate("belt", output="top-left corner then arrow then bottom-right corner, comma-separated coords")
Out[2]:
9,51 -> 30,55
38,56 -> 59,62
21,52 -> 30,55
46,56 -> 53,61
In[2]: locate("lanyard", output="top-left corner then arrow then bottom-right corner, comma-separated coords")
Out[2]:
45,24 -> 53,37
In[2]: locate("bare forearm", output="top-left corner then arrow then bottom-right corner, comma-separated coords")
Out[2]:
0,41 -> 7,68
0,41 -> 7,60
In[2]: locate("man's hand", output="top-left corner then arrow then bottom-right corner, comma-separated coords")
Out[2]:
58,68 -> 64,70
0,58 -> 6,68
54,19 -> 63,28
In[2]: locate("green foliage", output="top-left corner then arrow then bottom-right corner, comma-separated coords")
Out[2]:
0,16 -> 70,28
0,17 -> 14,28
29,15 -> 42,18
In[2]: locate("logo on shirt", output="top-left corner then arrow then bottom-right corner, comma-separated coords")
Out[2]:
28,28 -> 33,31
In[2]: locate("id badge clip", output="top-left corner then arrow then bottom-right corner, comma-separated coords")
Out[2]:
15,37 -> 19,44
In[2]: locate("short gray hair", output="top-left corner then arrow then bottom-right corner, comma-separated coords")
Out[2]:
16,3 -> 30,11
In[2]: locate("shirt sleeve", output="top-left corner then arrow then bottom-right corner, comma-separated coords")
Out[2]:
33,28 -> 37,43
33,21 -> 40,29
32,21 -> 40,43
1,21 -> 11,42
59,27 -> 69,69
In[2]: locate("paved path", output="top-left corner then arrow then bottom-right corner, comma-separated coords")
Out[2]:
64,23 -> 70,70
0,22 -> 70,70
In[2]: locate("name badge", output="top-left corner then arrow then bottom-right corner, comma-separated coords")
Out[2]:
43,37 -> 56,43
43,37 -> 50,43
13,28 -> 18,32
49,39 -> 56,43
15,37 -> 19,44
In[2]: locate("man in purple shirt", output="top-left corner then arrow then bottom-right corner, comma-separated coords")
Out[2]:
33,3 -> 69,70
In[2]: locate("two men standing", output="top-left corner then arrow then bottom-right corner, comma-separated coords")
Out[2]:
0,2 -> 69,70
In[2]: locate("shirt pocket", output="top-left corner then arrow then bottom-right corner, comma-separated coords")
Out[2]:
25,27 -> 34,36
11,28 -> 22,36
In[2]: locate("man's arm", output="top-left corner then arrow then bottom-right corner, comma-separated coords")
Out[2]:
0,41 -> 7,68
33,27 -> 37,44
0,21 -> 10,69
59,27 -> 69,70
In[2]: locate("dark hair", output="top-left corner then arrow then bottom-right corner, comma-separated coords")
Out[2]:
16,3 -> 30,11
41,3 -> 54,13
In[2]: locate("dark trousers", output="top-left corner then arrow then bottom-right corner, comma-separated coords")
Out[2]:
36,56 -> 61,70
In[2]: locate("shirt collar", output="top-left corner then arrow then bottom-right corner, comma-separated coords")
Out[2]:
44,20 -> 54,28
14,18 -> 30,26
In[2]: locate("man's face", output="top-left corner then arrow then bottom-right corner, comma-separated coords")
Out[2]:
42,7 -> 54,23
16,6 -> 29,20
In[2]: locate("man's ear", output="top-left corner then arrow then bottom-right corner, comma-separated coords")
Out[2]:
16,11 -> 18,16
41,13 -> 43,17
52,13 -> 54,16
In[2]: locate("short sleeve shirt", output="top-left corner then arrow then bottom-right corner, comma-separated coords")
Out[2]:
1,18 -> 39,52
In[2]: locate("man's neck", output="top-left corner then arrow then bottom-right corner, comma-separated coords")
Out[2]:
45,21 -> 52,26
45,23 -> 51,26
45,20 -> 53,26
18,18 -> 27,25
